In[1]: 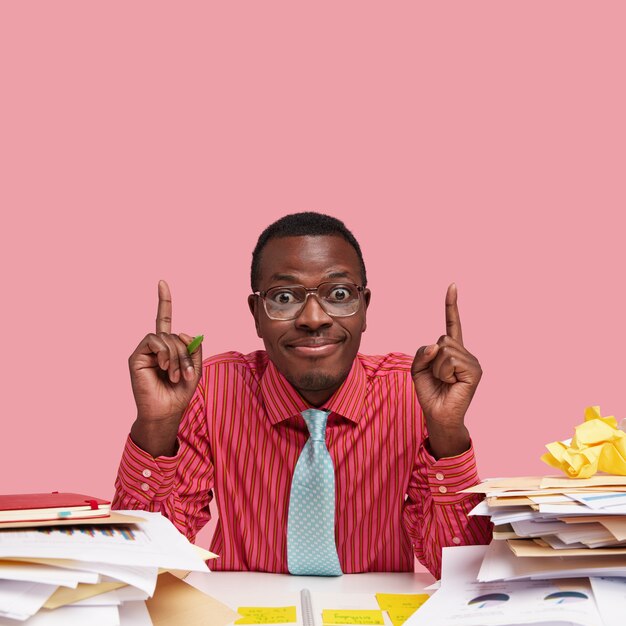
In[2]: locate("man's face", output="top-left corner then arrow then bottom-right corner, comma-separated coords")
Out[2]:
249,235 -> 370,406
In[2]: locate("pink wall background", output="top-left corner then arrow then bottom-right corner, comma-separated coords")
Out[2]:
1,2 -> 625,550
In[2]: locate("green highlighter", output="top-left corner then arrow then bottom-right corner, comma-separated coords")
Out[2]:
187,335 -> 204,355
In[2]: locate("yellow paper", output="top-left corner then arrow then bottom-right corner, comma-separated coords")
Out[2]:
44,581 -> 124,609
322,609 -> 384,625
146,572 -> 239,626
387,608 -> 419,626
375,594 -> 429,626
235,606 -> 297,624
507,538 -> 626,558
541,406 -> 626,477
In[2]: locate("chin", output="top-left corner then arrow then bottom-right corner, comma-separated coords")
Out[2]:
294,371 -> 341,392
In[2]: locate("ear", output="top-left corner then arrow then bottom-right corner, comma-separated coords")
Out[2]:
248,294 -> 262,338
361,288 -> 371,333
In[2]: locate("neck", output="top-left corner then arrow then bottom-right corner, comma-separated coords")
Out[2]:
298,386 -> 339,407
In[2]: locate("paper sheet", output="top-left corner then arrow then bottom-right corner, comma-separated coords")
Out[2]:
5,557 -> 159,596
541,475 -> 626,488
479,539 -> 626,582
566,491 -> 626,510
589,577 -> 626,626
406,578 -> 602,626
0,560 -> 99,587
0,511 -> 210,572
44,581 -> 124,609
405,545 -> 603,626
598,517 -> 626,541
508,538 -> 626,558
145,572 -> 239,626
0,580 -> 57,621
119,601 -> 153,626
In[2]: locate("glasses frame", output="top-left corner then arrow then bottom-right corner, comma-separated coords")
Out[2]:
254,281 -> 365,321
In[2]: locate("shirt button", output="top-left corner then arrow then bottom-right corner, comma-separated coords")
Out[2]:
141,483 -> 150,492
438,485 -> 448,494
435,472 -> 445,481
452,537 -> 461,545
142,469 -> 152,478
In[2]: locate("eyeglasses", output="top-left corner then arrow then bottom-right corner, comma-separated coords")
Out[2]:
254,282 -> 365,321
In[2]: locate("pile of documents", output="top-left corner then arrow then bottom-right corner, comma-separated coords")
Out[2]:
467,474 -> 626,581
406,474 -> 626,626
0,506 -> 238,626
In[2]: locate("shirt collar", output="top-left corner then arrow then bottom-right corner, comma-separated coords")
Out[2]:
261,356 -> 367,426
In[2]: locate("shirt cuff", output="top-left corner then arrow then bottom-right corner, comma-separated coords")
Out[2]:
421,439 -> 481,503
116,435 -> 180,505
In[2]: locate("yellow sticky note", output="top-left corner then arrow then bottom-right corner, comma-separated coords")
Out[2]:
375,594 -> 430,626
387,608 -> 419,626
322,609 -> 384,625
235,606 -> 297,624
375,593 -> 429,611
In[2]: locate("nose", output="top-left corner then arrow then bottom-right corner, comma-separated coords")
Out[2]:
294,293 -> 333,331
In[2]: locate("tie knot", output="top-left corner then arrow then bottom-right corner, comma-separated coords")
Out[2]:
301,409 -> 330,441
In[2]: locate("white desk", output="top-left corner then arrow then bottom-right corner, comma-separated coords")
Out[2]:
186,571 -> 435,626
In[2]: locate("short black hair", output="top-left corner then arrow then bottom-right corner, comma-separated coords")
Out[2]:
251,212 -> 367,291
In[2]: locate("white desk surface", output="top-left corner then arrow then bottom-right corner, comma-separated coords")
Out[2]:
186,570 -> 435,626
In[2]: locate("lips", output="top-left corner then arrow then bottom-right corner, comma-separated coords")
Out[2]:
286,337 -> 344,357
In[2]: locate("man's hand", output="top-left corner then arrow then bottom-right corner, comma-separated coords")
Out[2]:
128,280 -> 203,457
411,284 -> 482,459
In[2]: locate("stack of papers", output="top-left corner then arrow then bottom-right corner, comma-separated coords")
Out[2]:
0,510 -> 237,626
465,474 -> 626,581
404,475 -> 626,625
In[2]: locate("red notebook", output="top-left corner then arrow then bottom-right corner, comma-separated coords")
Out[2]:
0,492 -> 111,524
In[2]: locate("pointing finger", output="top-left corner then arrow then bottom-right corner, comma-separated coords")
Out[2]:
156,280 -> 173,334
445,283 -> 464,346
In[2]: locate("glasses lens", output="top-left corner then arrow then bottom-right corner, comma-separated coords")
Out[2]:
264,286 -> 307,319
317,283 -> 360,316
263,283 -> 361,320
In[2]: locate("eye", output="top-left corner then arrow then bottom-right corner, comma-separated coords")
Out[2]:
328,286 -> 352,302
270,289 -> 298,305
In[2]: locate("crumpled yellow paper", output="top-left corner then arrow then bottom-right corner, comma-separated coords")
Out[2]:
541,406 -> 626,478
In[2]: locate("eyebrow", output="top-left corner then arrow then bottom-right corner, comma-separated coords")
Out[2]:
267,273 -> 299,283
267,271 -> 352,284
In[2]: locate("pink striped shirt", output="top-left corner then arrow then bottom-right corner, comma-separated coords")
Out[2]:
113,351 -> 491,578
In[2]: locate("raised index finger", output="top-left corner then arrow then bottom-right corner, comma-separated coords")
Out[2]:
445,282 -> 464,345
156,279 -> 173,334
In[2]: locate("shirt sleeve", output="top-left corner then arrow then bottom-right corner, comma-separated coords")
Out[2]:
402,439 -> 493,579
112,388 -> 214,543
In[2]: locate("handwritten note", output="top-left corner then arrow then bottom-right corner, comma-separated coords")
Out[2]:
321,609 -> 384,625
375,593 -> 430,626
235,606 -> 297,624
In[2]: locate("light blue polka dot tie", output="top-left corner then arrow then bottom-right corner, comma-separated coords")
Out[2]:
287,409 -> 342,576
